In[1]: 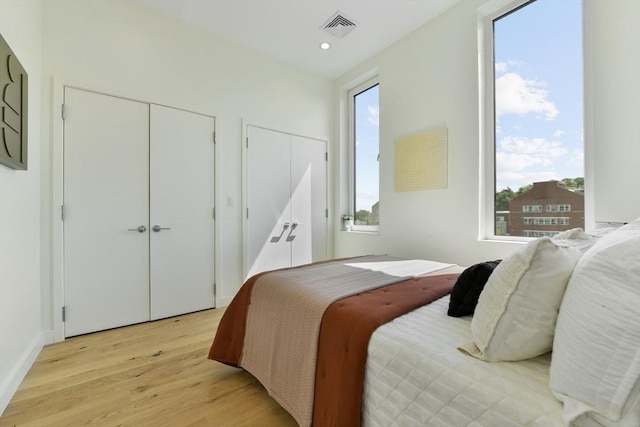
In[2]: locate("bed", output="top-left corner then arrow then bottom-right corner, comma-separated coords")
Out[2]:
209,219 -> 640,427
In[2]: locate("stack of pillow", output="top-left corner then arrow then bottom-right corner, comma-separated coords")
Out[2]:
452,219 -> 640,426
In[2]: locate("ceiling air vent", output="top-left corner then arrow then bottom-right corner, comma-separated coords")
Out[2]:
320,11 -> 357,39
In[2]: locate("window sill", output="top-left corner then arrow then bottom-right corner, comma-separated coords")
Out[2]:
342,229 -> 379,235
480,235 -> 531,244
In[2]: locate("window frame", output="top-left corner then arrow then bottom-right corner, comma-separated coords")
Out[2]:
347,76 -> 380,233
479,0 -> 540,242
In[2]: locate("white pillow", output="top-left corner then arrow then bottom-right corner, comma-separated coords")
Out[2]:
549,218 -> 640,426
552,227 -> 600,253
459,236 -> 583,361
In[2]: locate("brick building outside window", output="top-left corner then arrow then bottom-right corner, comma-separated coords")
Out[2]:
508,180 -> 584,237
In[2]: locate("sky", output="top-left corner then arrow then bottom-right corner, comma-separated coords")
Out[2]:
353,0 -> 584,213
494,0 -> 583,191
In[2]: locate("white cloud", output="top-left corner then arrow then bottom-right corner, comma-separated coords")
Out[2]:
567,148 -> 584,170
496,169 -> 558,190
500,136 -> 567,158
367,105 -> 379,127
495,60 -> 523,74
553,129 -> 566,138
497,151 -> 545,172
495,72 -> 558,120
496,136 -> 569,189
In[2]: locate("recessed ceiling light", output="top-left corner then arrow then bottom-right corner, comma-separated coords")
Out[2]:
319,42 -> 331,50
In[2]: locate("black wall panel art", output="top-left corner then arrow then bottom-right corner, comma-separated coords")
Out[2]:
0,33 -> 28,170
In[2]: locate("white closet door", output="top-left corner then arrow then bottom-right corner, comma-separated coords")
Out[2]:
290,135 -> 327,267
63,88 -> 150,337
149,105 -> 215,320
246,126 -> 291,278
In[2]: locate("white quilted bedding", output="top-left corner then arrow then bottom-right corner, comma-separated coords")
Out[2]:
363,295 -> 565,427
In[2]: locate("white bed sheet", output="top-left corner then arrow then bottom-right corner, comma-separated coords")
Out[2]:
363,295 -> 565,427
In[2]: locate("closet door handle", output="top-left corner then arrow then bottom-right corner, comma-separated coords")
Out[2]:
152,225 -> 171,232
128,225 -> 147,233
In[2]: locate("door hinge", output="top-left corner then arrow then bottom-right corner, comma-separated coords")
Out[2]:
213,131 -> 216,144
246,137 -> 249,149
212,207 -> 216,220
213,283 -> 216,298
325,152 -> 328,161
326,208 -> 328,218
62,306 -> 66,322
246,208 -> 249,219
61,205 -> 65,221
61,104 -> 67,120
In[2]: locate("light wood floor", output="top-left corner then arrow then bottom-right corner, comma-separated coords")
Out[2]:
0,308 -> 297,426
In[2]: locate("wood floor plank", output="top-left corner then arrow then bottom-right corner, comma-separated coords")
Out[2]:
0,308 -> 296,426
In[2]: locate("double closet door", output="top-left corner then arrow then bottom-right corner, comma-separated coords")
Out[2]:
63,88 -> 215,337
245,125 -> 327,279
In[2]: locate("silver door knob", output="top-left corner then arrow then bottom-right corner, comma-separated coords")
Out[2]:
128,225 -> 147,233
152,225 -> 172,232
283,222 -> 290,229
292,222 -> 302,228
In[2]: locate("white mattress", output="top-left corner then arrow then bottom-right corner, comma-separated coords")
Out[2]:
363,295 -> 565,427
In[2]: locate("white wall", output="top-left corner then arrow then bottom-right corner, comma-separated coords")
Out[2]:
584,0 -> 640,224
0,0 -> 43,414
39,0 -> 332,340
333,0 -> 640,265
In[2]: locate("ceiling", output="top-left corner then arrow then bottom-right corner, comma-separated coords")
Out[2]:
134,0 -> 462,80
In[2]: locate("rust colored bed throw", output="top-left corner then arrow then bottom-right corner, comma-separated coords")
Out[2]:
312,273 -> 457,426
209,259 -> 458,426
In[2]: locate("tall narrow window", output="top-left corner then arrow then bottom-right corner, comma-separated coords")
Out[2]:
490,0 -> 584,237
349,78 -> 379,229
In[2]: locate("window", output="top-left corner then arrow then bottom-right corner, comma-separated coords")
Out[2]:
482,0 -> 584,238
349,77 -> 380,231
547,204 -> 571,212
524,217 -> 570,226
522,204 -> 542,213
523,230 -> 559,238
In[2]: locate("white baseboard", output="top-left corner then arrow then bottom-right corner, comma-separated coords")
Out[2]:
0,333 -> 44,416
216,295 -> 233,308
